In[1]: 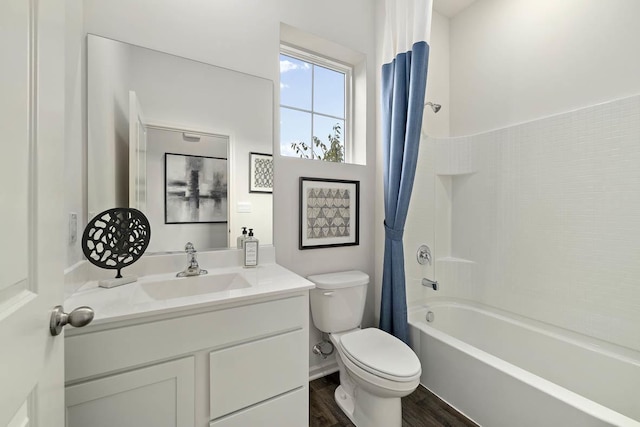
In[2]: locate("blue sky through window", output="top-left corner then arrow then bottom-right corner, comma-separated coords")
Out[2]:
280,53 -> 346,159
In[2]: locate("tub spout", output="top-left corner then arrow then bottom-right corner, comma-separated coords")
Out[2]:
422,277 -> 439,290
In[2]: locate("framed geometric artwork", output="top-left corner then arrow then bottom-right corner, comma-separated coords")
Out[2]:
164,153 -> 228,224
249,152 -> 273,193
299,177 -> 359,250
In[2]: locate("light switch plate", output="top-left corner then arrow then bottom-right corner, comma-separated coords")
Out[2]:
237,202 -> 252,213
69,212 -> 78,244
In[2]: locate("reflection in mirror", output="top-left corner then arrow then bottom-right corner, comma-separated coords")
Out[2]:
147,127 -> 229,253
129,91 -> 147,211
87,35 -> 273,253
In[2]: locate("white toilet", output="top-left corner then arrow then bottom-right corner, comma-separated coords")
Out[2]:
308,270 -> 421,427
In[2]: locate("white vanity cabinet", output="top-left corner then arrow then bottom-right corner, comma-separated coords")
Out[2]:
64,292 -> 309,427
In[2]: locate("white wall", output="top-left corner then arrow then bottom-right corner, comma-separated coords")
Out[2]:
426,0 -> 640,351
434,96 -> 640,351
72,0 -> 378,374
450,0 -> 640,136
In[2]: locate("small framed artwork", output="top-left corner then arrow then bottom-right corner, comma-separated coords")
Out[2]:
165,153 -> 228,224
249,152 -> 273,193
299,177 -> 359,250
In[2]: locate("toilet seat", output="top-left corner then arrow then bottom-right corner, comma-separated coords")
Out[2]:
335,328 -> 421,383
331,337 -> 420,396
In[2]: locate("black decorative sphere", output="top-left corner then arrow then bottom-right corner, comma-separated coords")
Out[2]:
82,208 -> 151,278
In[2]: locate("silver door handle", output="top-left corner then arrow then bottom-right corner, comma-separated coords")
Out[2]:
50,305 -> 94,336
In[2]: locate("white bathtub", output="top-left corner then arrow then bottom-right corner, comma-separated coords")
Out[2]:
408,299 -> 640,427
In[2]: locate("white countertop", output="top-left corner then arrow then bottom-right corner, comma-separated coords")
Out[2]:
64,262 -> 314,329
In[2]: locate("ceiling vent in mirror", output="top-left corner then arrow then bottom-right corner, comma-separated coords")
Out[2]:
182,132 -> 201,141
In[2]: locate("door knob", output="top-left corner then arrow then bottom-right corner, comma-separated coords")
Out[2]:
50,305 -> 94,336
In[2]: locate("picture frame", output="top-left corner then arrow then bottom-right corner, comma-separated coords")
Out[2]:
299,177 -> 359,250
249,152 -> 273,193
164,152 -> 228,224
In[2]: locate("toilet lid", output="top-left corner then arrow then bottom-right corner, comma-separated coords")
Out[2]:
307,270 -> 369,289
340,328 -> 421,381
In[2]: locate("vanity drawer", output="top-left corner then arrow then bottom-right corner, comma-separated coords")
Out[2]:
209,329 -> 306,420
209,387 -> 307,427
65,295 -> 306,382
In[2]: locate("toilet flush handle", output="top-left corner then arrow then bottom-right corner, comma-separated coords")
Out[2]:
323,291 -> 334,296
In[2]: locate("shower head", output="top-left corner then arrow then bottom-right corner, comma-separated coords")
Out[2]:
425,102 -> 441,113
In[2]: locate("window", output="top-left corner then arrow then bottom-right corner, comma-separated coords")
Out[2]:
279,46 -> 352,163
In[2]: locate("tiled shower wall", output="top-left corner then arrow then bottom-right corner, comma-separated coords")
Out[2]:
432,95 -> 640,352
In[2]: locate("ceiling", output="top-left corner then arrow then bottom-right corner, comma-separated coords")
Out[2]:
432,0 -> 477,18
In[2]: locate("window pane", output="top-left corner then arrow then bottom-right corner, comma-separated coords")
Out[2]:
313,115 -> 345,163
280,54 -> 311,110
313,65 -> 345,118
280,107 -> 312,158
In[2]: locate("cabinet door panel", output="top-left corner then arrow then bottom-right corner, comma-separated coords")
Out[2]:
209,330 -> 306,420
209,388 -> 307,427
66,357 -> 194,427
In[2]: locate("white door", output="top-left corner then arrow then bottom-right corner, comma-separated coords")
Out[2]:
129,91 -> 148,211
0,0 -> 67,426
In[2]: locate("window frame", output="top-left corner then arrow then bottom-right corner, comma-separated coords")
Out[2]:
279,44 -> 353,163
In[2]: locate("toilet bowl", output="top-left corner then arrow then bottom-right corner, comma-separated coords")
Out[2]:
308,271 -> 421,427
330,328 -> 421,427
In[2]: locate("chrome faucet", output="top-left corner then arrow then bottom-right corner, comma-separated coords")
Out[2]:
417,245 -> 439,290
176,242 -> 208,277
422,277 -> 439,291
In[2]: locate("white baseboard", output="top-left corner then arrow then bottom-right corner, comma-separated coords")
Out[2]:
309,361 -> 339,381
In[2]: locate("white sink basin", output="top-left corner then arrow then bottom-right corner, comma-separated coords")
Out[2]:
140,273 -> 250,300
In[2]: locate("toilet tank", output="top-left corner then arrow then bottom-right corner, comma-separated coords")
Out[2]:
308,270 -> 369,333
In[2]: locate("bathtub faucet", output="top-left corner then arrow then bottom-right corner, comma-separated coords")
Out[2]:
422,277 -> 439,291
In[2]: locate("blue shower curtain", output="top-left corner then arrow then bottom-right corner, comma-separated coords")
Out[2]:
380,0 -> 431,344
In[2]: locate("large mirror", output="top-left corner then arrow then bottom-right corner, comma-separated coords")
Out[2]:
87,35 -> 273,253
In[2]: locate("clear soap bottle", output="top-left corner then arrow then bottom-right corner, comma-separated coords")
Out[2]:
243,228 -> 259,268
237,227 -> 248,249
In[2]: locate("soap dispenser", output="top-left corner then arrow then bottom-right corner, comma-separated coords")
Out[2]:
237,227 -> 248,249
243,228 -> 259,268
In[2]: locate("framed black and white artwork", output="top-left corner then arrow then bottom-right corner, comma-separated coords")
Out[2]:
249,152 -> 273,193
164,153 -> 228,224
299,177 -> 359,250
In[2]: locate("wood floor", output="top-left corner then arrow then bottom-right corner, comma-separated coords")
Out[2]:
309,372 -> 478,427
